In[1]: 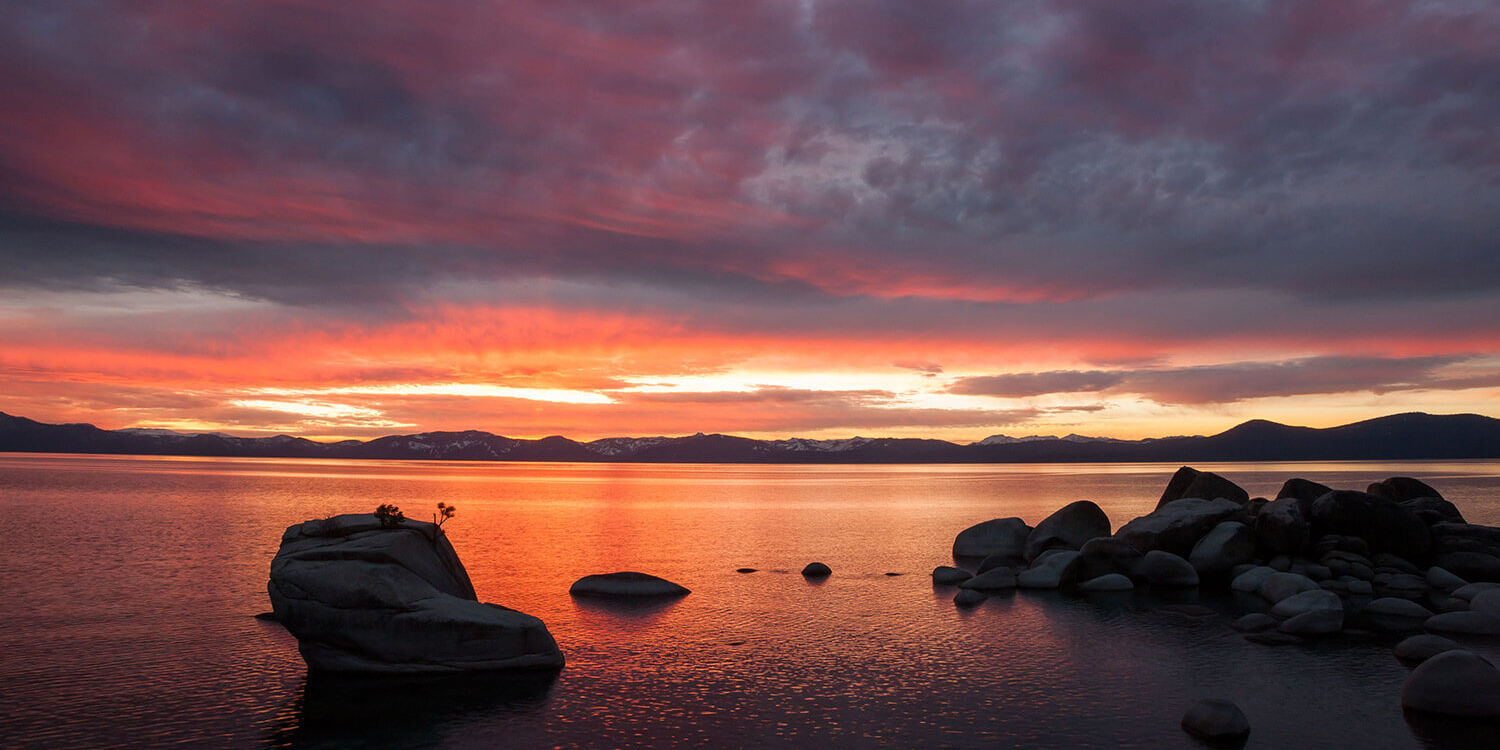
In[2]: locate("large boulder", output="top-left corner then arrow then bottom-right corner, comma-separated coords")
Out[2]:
1368,477 -> 1444,504
1401,497 -> 1465,525
267,514 -> 564,674
1253,498 -> 1308,559
1157,467 -> 1248,509
1401,650 -> 1500,718
1074,536 -> 1143,581
1276,478 -> 1334,512
952,517 -> 1032,560
1190,521 -> 1256,577
1140,550 -> 1199,587
1473,589 -> 1500,619
570,572 -> 690,597
1115,498 -> 1243,556
1231,566 -> 1277,593
1308,490 -> 1431,561
1023,502 -> 1111,561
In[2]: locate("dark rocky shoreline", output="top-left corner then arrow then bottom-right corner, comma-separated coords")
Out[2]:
939,466 -> 1500,727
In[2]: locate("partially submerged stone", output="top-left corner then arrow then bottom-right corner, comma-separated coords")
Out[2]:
801,562 -> 833,578
268,513 -> 564,674
570,571 -> 691,598
1402,650 -> 1500,718
1394,634 -> 1461,664
1181,699 -> 1250,743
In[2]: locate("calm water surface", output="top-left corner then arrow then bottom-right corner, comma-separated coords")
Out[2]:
3,455 -> 1500,749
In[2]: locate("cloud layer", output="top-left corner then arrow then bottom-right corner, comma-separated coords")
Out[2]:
0,1 -> 1497,439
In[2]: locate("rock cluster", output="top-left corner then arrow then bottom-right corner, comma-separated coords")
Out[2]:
268,514 -> 564,674
938,467 -> 1500,723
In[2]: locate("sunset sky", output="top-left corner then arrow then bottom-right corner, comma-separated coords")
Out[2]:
2,1 -> 1498,442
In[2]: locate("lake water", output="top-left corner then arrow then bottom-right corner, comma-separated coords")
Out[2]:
3,455 -> 1500,749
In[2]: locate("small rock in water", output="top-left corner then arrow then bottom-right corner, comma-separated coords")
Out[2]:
931,565 -> 972,585
802,562 -> 832,578
1394,634 -> 1462,664
571,572 -> 691,598
1401,650 -> 1500,718
953,589 -> 988,608
1180,699 -> 1251,744
736,568 -> 758,573
1270,590 -> 1341,620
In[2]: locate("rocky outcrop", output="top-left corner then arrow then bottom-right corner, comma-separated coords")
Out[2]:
569,572 -> 690,597
1308,491 -> 1431,561
267,514 -> 564,674
1023,501 -> 1110,561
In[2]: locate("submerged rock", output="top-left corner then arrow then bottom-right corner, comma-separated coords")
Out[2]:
570,572 -> 691,598
1402,650 -> 1500,718
268,514 -> 564,674
1233,613 -> 1278,633
1180,699 -> 1251,743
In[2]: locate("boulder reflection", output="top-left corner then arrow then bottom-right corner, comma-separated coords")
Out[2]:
266,670 -> 557,748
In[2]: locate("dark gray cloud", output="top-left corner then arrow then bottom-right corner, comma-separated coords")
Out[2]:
950,355 -> 1500,404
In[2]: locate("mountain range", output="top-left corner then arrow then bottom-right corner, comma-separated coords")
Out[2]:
2,411 -> 1498,463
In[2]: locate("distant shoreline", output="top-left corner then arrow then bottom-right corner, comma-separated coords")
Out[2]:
3,409 -> 1499,464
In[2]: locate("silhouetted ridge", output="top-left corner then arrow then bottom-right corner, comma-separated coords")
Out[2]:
0,411 -> 1496,463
